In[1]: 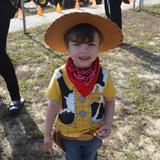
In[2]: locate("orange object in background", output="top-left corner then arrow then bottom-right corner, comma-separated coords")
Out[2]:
37,5 -> 43,16
56,2 -> 61,13
17,8 -> 23,19
92,0 -> 97,7
75,0 -> 80,9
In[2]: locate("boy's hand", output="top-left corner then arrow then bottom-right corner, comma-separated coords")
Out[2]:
96,125 -> 111,139
43,135 -> 52,152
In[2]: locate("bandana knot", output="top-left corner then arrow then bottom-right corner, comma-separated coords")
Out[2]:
66,57 -> 100,97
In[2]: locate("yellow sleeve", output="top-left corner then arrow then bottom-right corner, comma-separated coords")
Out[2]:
46,73 -> 61,101
103,72 -> 116,97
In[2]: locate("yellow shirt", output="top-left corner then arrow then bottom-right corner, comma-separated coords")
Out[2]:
46,64 -> 116,138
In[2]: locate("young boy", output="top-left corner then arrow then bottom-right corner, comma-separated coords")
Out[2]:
43,12 -> 123,160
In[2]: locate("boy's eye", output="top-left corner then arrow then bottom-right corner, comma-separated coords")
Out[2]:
88,43 -> 96,46
73,43 -> 81,46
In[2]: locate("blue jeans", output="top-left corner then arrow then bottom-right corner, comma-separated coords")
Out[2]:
62,137 -> 102,160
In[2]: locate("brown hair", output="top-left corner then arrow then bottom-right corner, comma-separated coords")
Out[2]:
64,23 -> 103,47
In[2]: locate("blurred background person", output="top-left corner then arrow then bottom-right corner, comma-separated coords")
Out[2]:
0,0 -> 24,115
104,0 -> 130,29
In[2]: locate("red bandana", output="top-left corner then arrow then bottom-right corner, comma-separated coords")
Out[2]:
66,57 -> 100,97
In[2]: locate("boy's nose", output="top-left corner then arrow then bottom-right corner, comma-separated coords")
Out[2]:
80,45 -> 88,53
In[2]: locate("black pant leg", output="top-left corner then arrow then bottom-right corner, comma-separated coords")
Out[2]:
104,0 -> 122,29
104,0 -> 110,18
0,17 -> 21,101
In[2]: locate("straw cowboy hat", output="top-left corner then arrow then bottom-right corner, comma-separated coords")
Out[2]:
44,12 -> 123,53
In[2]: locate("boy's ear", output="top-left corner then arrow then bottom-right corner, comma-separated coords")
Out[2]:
99,42 -> 103,50
64,43 -> 68,50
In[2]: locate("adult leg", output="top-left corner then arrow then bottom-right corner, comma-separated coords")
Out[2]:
104,0 -> 110,18
0,17 -> 21,101
104,0 -> 122,29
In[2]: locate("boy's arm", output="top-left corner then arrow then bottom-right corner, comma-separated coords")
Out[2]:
96,97 -> 115,139
104,97 -> 115,130
44,99 -> 60,152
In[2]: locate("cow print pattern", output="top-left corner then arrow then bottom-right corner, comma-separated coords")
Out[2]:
54,67 -> 108,125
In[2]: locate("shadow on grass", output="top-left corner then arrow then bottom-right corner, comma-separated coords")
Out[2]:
0,100 -> 6,160
25,33 -> 66,63
121,43 -> 160,73
0,101 -> 54,160
143,8 -> 160,16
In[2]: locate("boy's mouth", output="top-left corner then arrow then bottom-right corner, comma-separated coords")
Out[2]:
78,57 -> 90,60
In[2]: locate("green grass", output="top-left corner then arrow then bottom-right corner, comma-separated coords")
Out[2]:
124,74 -> 159,115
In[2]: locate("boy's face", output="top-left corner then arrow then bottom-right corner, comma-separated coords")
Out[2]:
67,32 -> 100,68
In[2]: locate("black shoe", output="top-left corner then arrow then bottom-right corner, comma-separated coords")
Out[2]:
8,99 -> 24,115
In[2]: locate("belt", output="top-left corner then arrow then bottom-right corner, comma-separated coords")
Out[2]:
61,133 -> 95,141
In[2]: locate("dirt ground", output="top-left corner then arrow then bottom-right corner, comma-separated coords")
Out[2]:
0,4 -> 160,160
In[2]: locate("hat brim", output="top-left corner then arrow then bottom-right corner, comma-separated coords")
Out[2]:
44,12 -> 123,53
